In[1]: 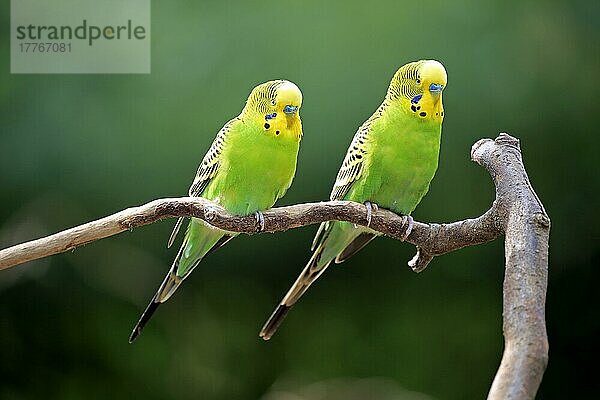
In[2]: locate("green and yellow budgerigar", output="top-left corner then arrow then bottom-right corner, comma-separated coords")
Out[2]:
129,80 -> 303,342
260,60 -> 447,340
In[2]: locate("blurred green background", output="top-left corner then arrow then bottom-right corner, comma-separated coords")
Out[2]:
1,0 -> 598,399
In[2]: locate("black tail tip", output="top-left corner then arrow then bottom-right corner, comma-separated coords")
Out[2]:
259,304 -> 291,341
128,300 -> 162,344
128,326 -> 142,344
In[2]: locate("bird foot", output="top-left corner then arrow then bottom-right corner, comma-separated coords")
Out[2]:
400,215 -> 414,241
364,201 -> 379,227
255,211 -> 266,232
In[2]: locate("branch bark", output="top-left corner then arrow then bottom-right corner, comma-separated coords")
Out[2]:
0,133 -> 549,400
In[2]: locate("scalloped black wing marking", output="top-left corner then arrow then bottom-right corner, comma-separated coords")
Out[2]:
330,121 -> 372,202
311,112 -> 383,256
308,121 -> 373,253
167,117 -> 240,248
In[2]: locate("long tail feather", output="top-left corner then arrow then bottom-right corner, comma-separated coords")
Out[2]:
259,304 -> 291,340
129,296 -> 161,343
261,222 -> 372,341
129,265 -> 184,343
129,223 -> 228,343
260,246 -> 330,340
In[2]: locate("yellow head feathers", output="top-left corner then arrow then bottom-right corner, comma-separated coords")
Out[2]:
243,80 -> 302,117
387,60 -> 447,122
242,80 -> 303,140
419,60 -> 447,89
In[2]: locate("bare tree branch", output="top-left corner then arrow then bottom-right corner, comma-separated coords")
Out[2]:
474,134 -> 550,400
0,196 -> 499,272
0,133 -> 549,400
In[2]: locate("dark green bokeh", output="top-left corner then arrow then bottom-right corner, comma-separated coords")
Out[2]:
1,1 -> 598,399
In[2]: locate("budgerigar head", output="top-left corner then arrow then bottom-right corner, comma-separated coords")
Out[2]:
244,80 -> 302,116
243,80 -> 303,139
387,60 -> 447,122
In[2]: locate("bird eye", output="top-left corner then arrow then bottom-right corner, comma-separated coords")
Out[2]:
271,99 -> 276,106
416,78 -> 421,84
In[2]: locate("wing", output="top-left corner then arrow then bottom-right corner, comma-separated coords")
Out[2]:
167,117 -> 241,248
189,117 -> 241,197
329,121 -> 373,201
310,116 -> 377,250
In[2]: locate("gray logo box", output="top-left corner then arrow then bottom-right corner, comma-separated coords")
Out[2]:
11,0 -> 150,74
